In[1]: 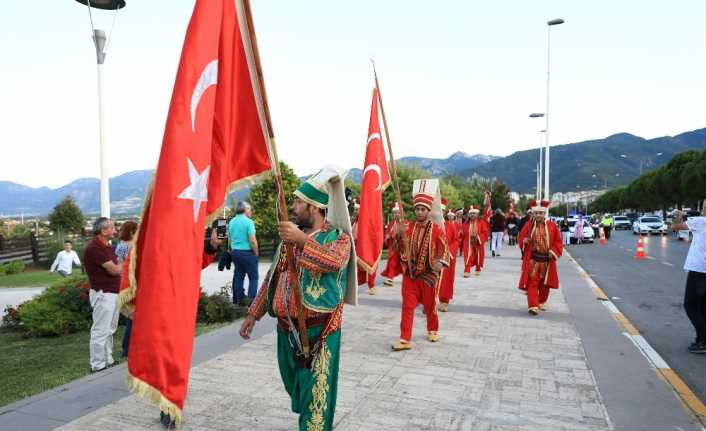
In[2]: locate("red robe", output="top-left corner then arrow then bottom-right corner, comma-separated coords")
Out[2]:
440,220 -> 459,303
381,219 -> 404,281
398,219 -> 449,342
462,218 -> 489,274
518,219 -> 563,295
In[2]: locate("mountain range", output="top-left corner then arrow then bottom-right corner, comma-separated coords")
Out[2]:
460,127 -> 706,193
2,127 -> 704,216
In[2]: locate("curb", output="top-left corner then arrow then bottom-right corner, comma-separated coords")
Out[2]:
566,251 -> 706,427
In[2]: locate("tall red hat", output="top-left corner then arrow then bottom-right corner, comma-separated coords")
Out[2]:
441,198 -> 448,210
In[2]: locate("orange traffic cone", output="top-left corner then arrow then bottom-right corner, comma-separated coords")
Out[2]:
634,237 -> 646,260
599,227 -> 607,246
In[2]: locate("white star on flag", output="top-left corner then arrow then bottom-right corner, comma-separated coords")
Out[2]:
178,158 -> 210,222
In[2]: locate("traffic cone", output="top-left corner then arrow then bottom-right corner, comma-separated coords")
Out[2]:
599,227 -> 606,246
634,237 -> 646,260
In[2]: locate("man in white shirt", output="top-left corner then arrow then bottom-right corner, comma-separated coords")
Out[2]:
672,203 -> 706,354
50,240 -> 82,277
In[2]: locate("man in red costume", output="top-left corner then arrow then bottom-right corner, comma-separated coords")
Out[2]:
462,205 -> 489,277
392,179 -> 449,351
455,209 -> 464,256
381,203 -> 405,286
439,200 -> 459,312
518,200 -> 563,315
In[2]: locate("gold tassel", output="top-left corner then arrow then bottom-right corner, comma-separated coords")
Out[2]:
127,372 -> 183,428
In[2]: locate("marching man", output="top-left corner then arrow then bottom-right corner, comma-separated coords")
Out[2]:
462,205 -> 489,277
439,200 -> 459,312
381,203 -> 405,286
517,200 -> 563,315
393,179 -> 449,351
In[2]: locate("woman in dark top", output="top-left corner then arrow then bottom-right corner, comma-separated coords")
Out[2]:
560,217 -> 571,245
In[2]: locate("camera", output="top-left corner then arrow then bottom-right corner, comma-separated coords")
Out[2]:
215,218 -> 228,239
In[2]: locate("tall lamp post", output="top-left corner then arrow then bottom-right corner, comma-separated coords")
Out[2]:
73,0 -> 126,217
529,113 -> 545,200
544,18 -> 565,203
620,152 -> 663,175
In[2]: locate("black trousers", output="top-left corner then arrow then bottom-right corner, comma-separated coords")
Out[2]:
684,271 -> 706,343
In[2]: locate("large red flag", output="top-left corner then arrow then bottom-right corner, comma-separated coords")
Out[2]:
124,0 -> 271,425
356,88 -> 391,272
484,190 -> 492,223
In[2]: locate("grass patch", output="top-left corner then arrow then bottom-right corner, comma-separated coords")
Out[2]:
0,269 -> 63,288
0,320 -> 237,408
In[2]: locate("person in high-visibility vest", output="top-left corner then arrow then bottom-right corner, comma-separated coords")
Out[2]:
601,214 -> 614,240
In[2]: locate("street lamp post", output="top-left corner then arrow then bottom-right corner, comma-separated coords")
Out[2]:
73,0 -> 126,217
620,152 -> 663,175
529,113 -> 545,201
544,18 -> 565,203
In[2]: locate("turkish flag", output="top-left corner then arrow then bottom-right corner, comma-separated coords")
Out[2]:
483,190 -> 492,223
356,88 -> 390,272
124,0 -> 271,424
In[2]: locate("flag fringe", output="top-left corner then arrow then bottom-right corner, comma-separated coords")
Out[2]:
119,179 -> 154,317
127,371 -> 183,428
356,253 -> 382,275
205,170 -> 270,226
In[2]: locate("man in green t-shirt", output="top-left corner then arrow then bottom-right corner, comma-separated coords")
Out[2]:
228,201 -> 259,304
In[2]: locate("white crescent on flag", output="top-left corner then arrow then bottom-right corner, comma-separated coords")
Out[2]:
363,164 -> 383,191
190,59 -> 219,132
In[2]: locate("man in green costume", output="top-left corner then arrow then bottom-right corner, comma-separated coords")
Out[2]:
240,165 -> 357,431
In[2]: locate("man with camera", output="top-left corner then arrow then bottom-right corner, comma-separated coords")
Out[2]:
228,201 -> 259,305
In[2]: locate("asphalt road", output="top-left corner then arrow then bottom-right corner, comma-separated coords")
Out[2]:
566,229 -> 705,402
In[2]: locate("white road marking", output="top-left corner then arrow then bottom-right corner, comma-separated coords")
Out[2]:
602,301 -> 620,314
661,261 -> 675,267
630,335 -> 670,369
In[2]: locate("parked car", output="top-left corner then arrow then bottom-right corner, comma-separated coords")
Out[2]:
632,216 -> 667,235
625,212 -> 639,224
613,215 -> 631,230
567,218 -> 595,243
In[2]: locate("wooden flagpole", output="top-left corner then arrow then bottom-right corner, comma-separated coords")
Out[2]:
242,0 -> 310,358
371,60 -> 403,211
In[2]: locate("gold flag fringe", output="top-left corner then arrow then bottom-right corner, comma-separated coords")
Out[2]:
204,170 -> 270,227
356,253 -> 382,275
127,371 -> 183,428
118,179 -> 154,318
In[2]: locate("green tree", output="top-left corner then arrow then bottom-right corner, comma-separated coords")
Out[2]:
48,196 -> 85,234
382,163 -> 431,221
248,162 -> 300,245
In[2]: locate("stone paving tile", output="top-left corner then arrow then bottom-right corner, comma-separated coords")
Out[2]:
58,246 -> 611,431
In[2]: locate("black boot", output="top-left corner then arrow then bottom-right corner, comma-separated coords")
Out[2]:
160,412 -> 176,429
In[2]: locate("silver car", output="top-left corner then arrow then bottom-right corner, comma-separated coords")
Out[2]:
632,216 -> 667,235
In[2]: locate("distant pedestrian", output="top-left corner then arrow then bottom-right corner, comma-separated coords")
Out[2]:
574,215 -> 585,245
116,220 -> 138,358
49,240 -> 81,277
490,209 -> 506,257
601,213 -> 614,240
560,217 -> 571,245
506,212 -> 519,246
228,201 -> 259,305
84,217 -> 122,373
671,205 -> 706,354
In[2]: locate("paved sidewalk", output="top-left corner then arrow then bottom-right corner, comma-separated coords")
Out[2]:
6,244 -> 701,430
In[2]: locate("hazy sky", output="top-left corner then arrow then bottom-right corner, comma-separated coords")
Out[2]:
2,1 -> 706,188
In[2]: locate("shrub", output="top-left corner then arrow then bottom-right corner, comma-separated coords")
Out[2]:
16,275 -> 91,336
196,289 -> 245,324
0,265 -> 5,276
4,260 -> 26,275
1,303 -> 24,330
